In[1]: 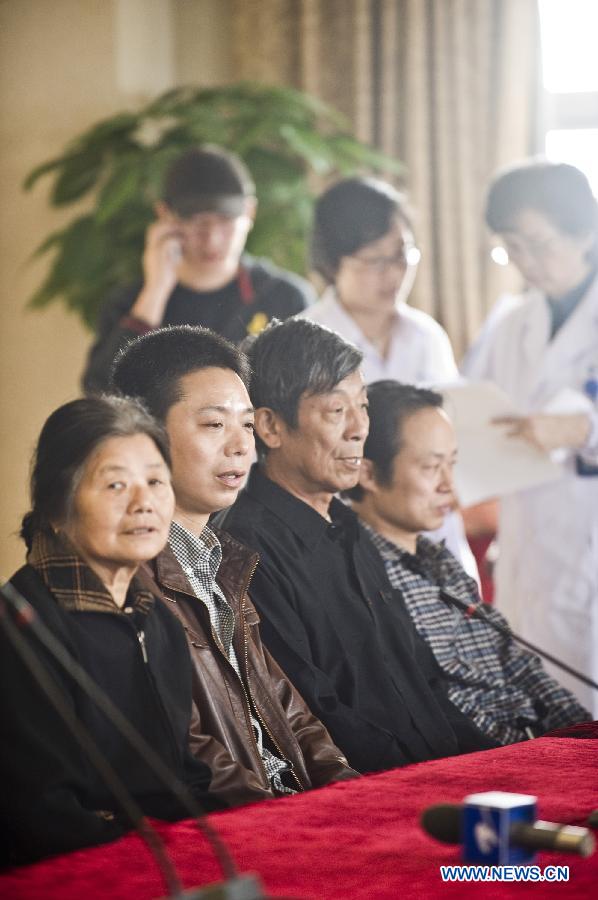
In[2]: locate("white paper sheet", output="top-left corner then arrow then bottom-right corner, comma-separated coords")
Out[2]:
440,381 -> 565,506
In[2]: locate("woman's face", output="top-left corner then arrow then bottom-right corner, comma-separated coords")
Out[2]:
62,433 -> 174,585
499,208 -> 594,299
334,217 -> 419,314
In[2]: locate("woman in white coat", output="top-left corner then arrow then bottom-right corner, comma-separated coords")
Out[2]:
303,177 -> 457,385
464,161 -> 598,714
302,177 -> 476,578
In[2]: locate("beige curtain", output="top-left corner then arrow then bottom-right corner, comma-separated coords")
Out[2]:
231,0 -> 541,358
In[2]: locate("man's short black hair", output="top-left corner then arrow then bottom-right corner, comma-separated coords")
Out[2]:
111,325 -> 251,422
162,145 -> 255,218
311,176 -> 413,282
485,160 -> 598,240
245,317 -> 363,453
346,380 -> 443,501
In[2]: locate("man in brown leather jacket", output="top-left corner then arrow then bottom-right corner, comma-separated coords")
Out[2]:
112,325 -> 356,805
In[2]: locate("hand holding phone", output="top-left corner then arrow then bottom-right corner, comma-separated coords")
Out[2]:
130,220 -> 183,326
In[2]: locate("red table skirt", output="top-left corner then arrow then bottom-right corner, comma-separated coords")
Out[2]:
2,723 -> 597,899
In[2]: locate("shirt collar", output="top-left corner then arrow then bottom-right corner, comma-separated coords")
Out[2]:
245,464 -> 357,550
169,520 -> 222,581
362,522 -> 441,567
322,287 -> 403,351
27,530 -> 154,615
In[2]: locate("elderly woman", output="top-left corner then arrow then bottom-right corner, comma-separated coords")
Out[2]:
0,395 -> 215,867
463,161 -> 598,715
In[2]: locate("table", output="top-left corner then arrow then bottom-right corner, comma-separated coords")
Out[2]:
1,724 -> 597,899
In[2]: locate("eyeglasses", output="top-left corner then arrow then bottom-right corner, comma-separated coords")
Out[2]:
349,245 -> 421,273
490,234 -> 562,267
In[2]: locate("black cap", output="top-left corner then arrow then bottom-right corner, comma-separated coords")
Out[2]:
162,145 -> 255,218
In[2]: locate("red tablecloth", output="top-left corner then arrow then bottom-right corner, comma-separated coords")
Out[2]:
2,725 -> 597,899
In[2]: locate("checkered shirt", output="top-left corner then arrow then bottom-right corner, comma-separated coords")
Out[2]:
169,521 -> 295,793
364,525 -> 590,745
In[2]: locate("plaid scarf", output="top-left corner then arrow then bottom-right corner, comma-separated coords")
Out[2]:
28,530 -> 154,615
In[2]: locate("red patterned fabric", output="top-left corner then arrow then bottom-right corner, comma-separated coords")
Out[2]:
2,729 -> 597,899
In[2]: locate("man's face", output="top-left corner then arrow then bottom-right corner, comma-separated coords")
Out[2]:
368,407 -> 457,541
169,199 -> 255,275
266,369 -> 369,500
165,367 -> 255,524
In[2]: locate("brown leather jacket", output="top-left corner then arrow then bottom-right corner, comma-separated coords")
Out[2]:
140,528 -> 356,807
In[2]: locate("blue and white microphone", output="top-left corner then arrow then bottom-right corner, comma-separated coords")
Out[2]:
421,791 -> 595,864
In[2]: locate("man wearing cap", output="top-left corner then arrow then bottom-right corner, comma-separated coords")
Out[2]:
82,145 -> 315,393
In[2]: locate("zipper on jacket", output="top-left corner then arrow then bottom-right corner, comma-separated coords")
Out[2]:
137,628 -> 148,664
237,555 -> 258,609
228,558 -> 276,786
238,560 -> 304,791
240,597 -> 303,793
221,557 -> 302,791
190,558 -> 272,789
122,609 -> 182,770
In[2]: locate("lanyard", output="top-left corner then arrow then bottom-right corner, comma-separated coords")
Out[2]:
237,265 -> 255,305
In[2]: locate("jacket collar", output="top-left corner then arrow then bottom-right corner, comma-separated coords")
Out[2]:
244,464 -> 358,550
151,526 -> 259,605
28,530 -> 154,615
363,524 -> 439,564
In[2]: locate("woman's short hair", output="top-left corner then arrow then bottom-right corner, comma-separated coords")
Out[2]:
21,394 -> 170,550
485,160 -> 598,241
310,176 -> 413,282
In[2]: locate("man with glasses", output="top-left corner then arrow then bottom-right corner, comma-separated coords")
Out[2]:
83,145 -> 315,393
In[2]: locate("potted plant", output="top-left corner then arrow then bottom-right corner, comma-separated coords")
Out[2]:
24,81 -> 402,328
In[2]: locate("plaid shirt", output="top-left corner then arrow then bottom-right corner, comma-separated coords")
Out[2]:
169,521 -> 295,794
365,526 -> 590,745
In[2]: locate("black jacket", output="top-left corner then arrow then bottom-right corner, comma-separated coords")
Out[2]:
82,255 -> 314,393
216,467 -> 494,773
0,562 -> 216,868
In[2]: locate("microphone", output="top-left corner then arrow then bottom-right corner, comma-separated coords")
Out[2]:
438,587 -> 598,693
421,793 -> 595,864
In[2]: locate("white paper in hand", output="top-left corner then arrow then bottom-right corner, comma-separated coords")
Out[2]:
441,381 -> 564,506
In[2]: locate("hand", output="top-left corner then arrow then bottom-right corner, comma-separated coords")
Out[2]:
492,413 -> 591,453
129,220 -> 183,326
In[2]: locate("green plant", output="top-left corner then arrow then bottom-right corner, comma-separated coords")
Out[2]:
23,82 -> 402,329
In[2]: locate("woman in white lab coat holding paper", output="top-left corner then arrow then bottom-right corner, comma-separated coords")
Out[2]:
464,161 -> 598,714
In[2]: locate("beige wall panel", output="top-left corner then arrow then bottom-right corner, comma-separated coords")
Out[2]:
0,0 -> 233,576
175,0 -> 233,85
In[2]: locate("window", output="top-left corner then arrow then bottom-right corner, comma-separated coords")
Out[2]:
538,0 -> 598,193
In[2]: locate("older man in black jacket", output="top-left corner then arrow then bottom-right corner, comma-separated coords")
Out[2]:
217,318 -> 494,772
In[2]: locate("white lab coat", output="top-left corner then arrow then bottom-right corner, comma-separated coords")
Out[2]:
299,289 -> 479,581
463,276 -> 598,714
